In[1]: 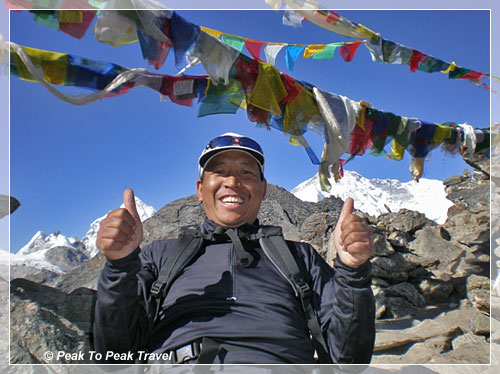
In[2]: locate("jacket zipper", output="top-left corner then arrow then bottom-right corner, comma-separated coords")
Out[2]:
227,243 -> 237,301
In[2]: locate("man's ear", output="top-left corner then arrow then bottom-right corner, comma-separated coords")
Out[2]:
261,178 -> 267,200
196,179 -> 203,202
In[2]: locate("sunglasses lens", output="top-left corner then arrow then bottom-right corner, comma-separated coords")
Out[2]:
209,136 -> 263,154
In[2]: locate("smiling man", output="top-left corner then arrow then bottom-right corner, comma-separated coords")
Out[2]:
94,133 -> 375,365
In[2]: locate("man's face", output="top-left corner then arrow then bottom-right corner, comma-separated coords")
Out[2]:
196,150 -> 267,228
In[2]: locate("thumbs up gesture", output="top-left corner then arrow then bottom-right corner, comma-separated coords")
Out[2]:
331,198 -> 374,267
96,189 -> 143,261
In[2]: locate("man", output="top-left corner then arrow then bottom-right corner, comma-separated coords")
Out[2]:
94,132 -> 375,364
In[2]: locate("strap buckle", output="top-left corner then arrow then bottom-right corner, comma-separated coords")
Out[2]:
172,340 -> 202,363
150,281 -> 165,298
296,280 -> 312,298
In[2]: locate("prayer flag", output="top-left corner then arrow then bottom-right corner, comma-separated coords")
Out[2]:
245,40 -> 265,61
221,35 -> 245,52
264,44 -> 284,66
339,41 -> 362,62
285,45 -> 305,71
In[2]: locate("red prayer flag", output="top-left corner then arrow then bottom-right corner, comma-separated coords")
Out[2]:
280,73 -> 302,104
245,40 -> 265,61
59,11 -> 96,39
5,0 -> 33,9
409,50 -> 424,72
339,41 -> 362,62
459,71 -> 484,80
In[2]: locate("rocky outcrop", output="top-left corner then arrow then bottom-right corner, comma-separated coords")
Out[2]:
8,173 -> 492,365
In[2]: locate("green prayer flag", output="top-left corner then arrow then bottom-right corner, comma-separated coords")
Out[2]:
221,35 -> 245,52
312,43 -> 342,60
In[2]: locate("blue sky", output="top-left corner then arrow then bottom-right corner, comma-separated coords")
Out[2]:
3,1 -> 497,253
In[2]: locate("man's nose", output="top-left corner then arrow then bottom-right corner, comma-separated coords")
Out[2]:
223,174 -> 241,187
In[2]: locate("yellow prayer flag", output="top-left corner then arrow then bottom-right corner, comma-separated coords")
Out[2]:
12,46 -> 68,85
386,139 -> 405,161
441,61 -> 456,74
410,157 -> 425,181
59,11 -> 83,23
355,24 -> 378,40
248,62 -> 287,116
303,44 -> 327,59
200,26 -> 223,39
355,100 -> 372,131
432,124 -> 452,145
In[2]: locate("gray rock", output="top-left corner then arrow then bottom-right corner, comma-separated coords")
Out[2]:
373,234 -> 395,257
371,253 -> 413,283
406,225 -> 466,269
419,278 -> 454,304
386,282 -> 426,307
467,274 -> 491,314
10,279 -> 95,364
299,212 -> 332,256
376,209 -> 430,235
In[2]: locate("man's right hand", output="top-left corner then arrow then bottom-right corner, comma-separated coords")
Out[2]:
96,189 -> 143,261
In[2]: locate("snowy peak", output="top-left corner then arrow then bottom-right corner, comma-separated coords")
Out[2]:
292,171 -> 453,224
13,196 -> 156,275
18,231 -> 78,256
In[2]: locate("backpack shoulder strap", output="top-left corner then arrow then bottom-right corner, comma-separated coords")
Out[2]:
258,226 -> 333,364
149,226 -> 205,320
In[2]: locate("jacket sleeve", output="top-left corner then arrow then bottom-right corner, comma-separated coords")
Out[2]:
93,244 -> 161,363
304,245 -> 375,364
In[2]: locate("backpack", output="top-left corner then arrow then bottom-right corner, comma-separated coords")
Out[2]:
148,224 -> 333,364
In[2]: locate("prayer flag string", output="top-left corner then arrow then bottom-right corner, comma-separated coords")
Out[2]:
5,38 -> 491,191
265,0 -> 492,90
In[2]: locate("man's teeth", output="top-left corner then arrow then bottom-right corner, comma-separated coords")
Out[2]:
221,196 -> 244,204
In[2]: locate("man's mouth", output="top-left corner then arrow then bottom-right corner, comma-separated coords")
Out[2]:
220,195 -> 245,206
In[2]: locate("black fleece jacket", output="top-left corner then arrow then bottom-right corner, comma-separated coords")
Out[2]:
93,219 -> 375,364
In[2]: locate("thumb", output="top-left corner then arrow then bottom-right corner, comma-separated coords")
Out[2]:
123,188 -> 140,221
339,198 -> 354,223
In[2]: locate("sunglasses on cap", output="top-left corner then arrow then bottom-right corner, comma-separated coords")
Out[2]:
206,135 -> 264,154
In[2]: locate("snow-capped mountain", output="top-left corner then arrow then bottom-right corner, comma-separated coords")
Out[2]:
11,196 -> 156,276
292,171 -> 453,224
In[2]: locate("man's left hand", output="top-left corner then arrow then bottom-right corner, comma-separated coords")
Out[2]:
332,198 -> 374,267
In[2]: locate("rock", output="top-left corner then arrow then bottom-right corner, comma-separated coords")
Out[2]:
372,335 -> 452,364
387,230 -> 409,249
373,234 -> 395,257
376,209 -> 430,235
444,209 -> 490,247
44,245 -> 90,273
384,296 -> 422,318
300,212 -> 332,256
443,175 -> 464,187
372,286 -> 387,319
371,253 -> 413,283
452,332 -> 487,350
374,318 -> 462,352
467,275 -> 491,314
386,282 -> 426,307
419,278 -> 454,304
406,226 -> 466,269
470,310 -> 490,335
10,278 -> 95,364
428,336 -> 490,364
